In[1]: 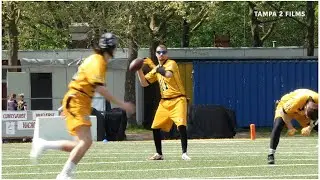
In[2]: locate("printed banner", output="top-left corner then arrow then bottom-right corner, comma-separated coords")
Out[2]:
17,121 -> 36,130
2,111 -> 27,121
6,122 -> 15,135
32,111 -> 58,120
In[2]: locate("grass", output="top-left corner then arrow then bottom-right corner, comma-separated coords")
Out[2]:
2,136 -> 318,179
126,125 -> 151,134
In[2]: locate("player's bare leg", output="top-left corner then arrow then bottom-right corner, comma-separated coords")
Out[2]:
30,138 -> 78,164
268,117 -> 285,164
178,125 -> 190,160
56,126 -> 92,179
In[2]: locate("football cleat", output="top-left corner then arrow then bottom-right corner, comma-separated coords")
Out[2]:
29,138 -> 46,164
56,173 -> 72,180
148,153 -> 164,160
267,154 -> 275,164
182,153 -> 191,161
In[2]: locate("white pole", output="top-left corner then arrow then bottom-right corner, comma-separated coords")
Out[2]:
135,74 -> 144,126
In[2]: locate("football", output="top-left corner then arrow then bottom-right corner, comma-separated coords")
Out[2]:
129,58 -> 144,72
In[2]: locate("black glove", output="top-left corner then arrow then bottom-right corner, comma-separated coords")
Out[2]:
156,66 -> 166,76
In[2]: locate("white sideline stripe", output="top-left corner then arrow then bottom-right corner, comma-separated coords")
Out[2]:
2,138 -> 317,145
4,147 -> 318,154
3,154 -> 317,160
3,143 -> 317,147
2,142 -> 317,150
2,152 -> 317,159
120,138 -> 318,142
2,158 -> 317,167
3,142 -> 317,148
3,145 -> 318,152
2,151 -> 317,157
2,163 -> 317,176
201,174 -> 319,179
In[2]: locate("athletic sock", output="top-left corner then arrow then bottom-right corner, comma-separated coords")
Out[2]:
153,129 -> 162,155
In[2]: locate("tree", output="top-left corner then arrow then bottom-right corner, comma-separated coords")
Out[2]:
267,1 -> 317,55
179,1 -> 251,47
2,1 -> 20,72
145,3 -> 175,62
124,6 -> 139,126
17,2 -> 72,49
171,2 -> 210,47
248,2 -> 285,47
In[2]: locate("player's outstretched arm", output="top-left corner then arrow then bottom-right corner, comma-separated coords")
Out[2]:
136,69 -> 149,87
96,85 -> 135,114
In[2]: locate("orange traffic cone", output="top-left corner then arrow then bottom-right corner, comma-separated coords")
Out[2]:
250,124 -> 256,140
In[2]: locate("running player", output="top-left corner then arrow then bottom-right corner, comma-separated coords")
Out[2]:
30,33 -> 135,179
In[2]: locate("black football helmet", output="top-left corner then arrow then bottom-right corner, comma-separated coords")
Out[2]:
98,32 -> 118,57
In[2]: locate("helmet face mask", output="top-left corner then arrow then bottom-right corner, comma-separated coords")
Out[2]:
98,33 -> 118,57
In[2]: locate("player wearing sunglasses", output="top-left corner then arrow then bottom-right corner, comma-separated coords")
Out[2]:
137,44 -> 191,161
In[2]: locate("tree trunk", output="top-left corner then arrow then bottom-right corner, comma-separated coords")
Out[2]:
248,2 -> 263,47
181,19 -> 190,47
125,34 -> 138,126
149,14 -> 168,64
306,1 -> 315,56
7,2 -> 19,72
150,34 -> 160,64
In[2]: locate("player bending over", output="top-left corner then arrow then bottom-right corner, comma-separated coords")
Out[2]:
30,33 -> 135,179
137,44 -> 191,161
268,89 -> 318,164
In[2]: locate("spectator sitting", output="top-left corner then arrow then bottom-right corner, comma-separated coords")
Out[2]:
7,93 -> 17,111
17,93 -> 27,111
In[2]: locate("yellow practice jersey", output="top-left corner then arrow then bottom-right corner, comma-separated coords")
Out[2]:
145,59 -> 185,99
279,89 -> 318,116
68,54 -> 107,98
143,57 -> 156,69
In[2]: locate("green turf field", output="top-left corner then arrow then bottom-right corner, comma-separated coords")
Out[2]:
2,136 -> 318,179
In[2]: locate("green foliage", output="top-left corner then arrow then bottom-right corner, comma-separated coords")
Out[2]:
1,1 -> 318,50
190,2 -> 250,47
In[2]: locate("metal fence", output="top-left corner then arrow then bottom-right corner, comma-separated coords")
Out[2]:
193,59 -> 318,128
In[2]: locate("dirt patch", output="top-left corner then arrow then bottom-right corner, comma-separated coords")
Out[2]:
126,132 -> 153,141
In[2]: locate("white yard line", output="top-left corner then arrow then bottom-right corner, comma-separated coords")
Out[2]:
3,145 -> 318,151
200,174 -> 319,179
3,147 -> 318,154
2,151 -> 317,157
2,158 -> 318,168
3,154 -> 317,160
2,163 -> 317,176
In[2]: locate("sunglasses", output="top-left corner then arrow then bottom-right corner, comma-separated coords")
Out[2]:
156,50 -> 167,55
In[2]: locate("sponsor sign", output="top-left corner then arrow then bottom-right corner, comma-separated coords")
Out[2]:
6,122 -> 15,134
17,121 -> 36,130
32,111 -> 58,120
2,111 -> 27,121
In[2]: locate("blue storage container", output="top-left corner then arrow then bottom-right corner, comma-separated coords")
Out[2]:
193,60 -> 318,128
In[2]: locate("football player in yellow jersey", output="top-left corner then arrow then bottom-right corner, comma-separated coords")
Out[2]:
268,89 -> 318,164
30,33 -> 135,179
137,45 -> 191,161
